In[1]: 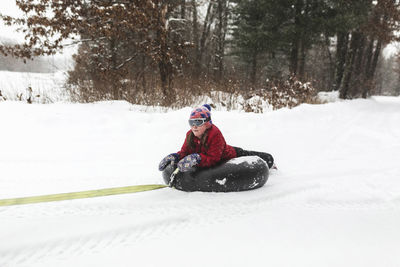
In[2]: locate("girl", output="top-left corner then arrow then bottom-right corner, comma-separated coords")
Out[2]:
158,104 -> 275,173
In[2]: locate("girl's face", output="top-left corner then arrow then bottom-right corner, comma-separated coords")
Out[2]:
191,123 -> 207,138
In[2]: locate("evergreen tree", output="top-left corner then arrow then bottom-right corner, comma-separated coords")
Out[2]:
231,0 -> 291,85
337,0 -> 400,99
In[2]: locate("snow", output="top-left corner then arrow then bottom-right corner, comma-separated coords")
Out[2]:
215,178 -> 227,185
0,71 -> 70,103
228,155 -> 263,165
317,90 -> 340,103
1,96 -> 400,267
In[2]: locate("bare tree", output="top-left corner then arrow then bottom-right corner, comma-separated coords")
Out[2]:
0,0 -> 189,105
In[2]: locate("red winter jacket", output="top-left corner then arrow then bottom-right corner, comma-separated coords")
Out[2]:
177,125 -> 237,167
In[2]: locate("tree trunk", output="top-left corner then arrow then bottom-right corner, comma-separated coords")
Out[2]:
290,40 -> 299,76
370,40 -> 382,79
364,38 -> 374,78
181,0 -> 186,19
156,2 -> 173,105
289,0 -> 303,76
334,31 -> 349,91
350,34 -> 367,97
363,39 -> 382,98
191,0 -> 199,78
250,50 -> 258,86
140,54 -> 146,92
298,0 -> 310,81
215,0 -> 225,82
340,31 -> 361,99
298,39 -> 306,80
110,37 -> 119,100
324,35 -> 334,90
221,0 -> 229,81
195,1 -> 215,76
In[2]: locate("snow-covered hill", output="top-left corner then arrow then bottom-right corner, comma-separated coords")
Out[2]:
0,71 -> 70,103
0,97 -> 400,267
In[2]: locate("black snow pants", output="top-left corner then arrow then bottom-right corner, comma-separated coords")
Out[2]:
232,147 -> 274,169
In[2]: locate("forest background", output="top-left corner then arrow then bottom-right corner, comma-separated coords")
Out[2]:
1,0 -> 400,110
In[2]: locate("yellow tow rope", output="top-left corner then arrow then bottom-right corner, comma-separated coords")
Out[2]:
0,184 -> 168,207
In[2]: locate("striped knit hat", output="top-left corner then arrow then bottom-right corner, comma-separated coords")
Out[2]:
189,104 -> 212,127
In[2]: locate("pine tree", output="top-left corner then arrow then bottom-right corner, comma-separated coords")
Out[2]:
338,0 -> 400,99
231,0 -> 290,85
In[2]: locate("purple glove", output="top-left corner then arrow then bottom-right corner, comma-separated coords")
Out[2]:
158,153 -> 179,171
177,153 -> 201,172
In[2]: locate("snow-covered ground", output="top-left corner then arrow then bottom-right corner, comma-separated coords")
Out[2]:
0,71 -> 70,103
1,96 -> 400,267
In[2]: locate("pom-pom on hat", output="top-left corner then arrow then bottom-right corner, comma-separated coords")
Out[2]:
189,104 -> 212,127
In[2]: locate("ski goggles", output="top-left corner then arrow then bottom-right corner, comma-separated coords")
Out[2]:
188,118 -> 209,127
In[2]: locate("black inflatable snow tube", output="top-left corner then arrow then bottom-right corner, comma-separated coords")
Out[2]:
162,156 -> 269,192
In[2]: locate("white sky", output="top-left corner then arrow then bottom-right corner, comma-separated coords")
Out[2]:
0,0 -> 25,42
0,0 -> 77,59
